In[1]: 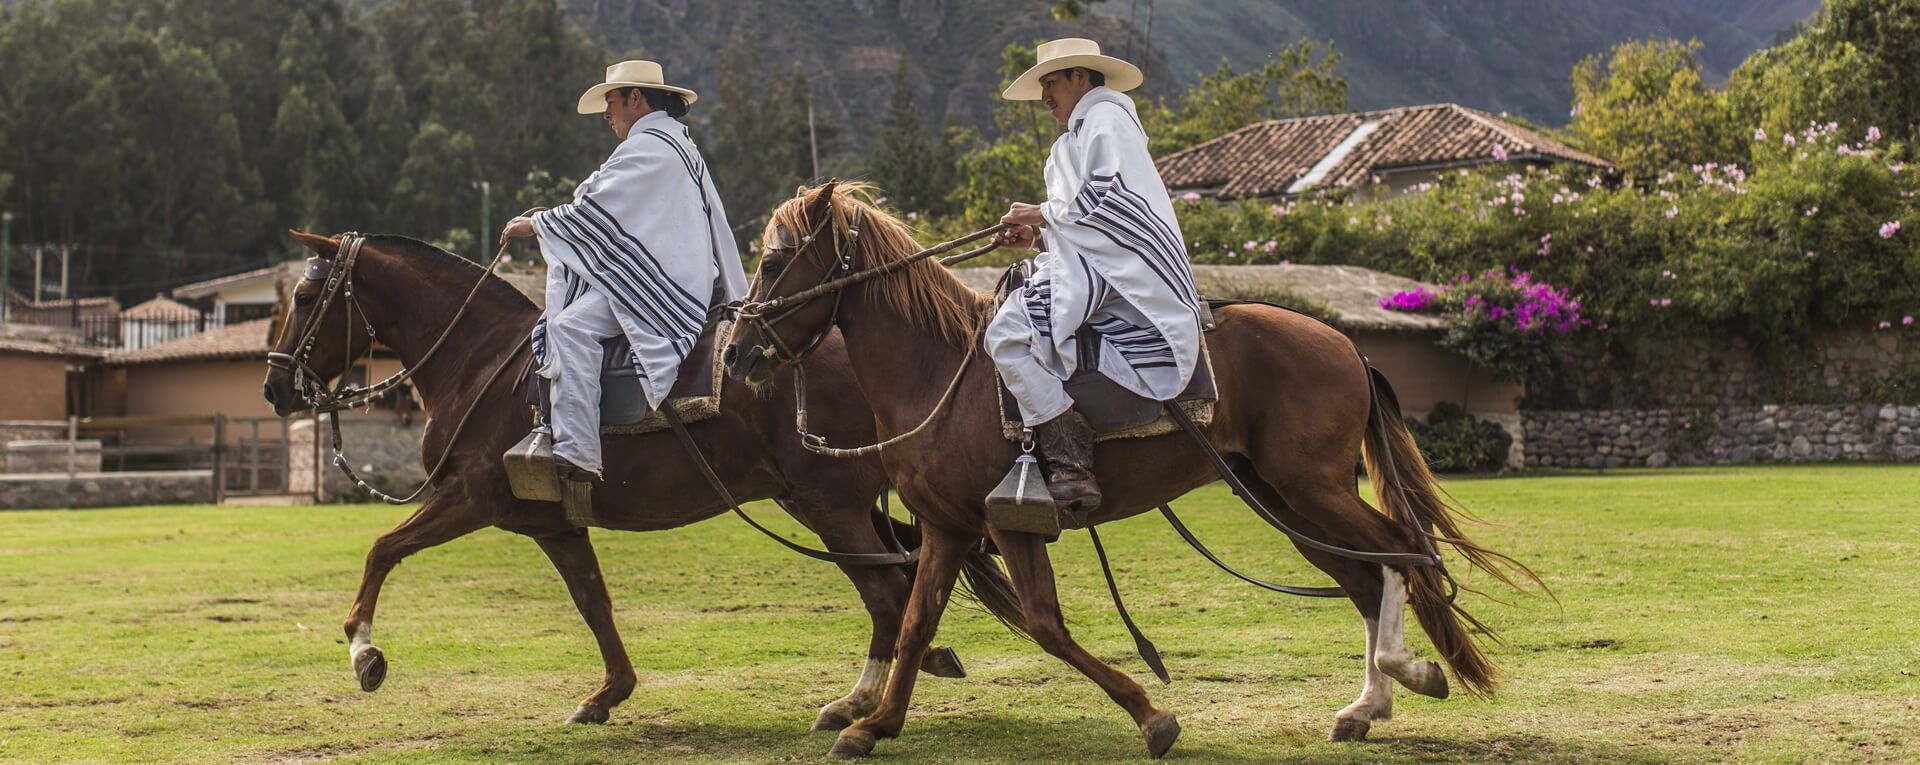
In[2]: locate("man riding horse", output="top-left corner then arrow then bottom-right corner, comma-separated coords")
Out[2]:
500,60 -> 746,487
987,38 -> 1205,517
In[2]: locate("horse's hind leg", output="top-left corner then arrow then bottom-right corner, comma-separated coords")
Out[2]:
343,493 -> 492,694
983,526 -> 1182,759
829,524 -> 972,759
1238,471 -> 1448,740
532,529 -> 636,724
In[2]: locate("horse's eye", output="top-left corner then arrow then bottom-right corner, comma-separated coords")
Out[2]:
295,293 -> 315,307
762,262 -> 783,277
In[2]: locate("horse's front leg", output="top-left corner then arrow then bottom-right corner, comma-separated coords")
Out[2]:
830,524 -> 974,758
341,493 -> 493,693
533,529 -> 636,724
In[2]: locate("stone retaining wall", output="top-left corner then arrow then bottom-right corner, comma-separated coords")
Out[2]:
289,413 -> 429,502
1522,404 -> 1920,468
0,470 -> 214,509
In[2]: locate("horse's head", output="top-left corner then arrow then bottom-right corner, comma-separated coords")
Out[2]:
262,231 -> 384,416
724,181 -> 862,387
724,181 -> 983,388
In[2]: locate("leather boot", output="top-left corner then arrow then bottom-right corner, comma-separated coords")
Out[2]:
1034,409 -> 1101,511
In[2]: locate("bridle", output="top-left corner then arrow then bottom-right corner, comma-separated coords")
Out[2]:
266,231 -> 528,503
734,202 -> 1007,457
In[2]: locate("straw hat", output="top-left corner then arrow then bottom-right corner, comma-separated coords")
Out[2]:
1001,38 -> 1143,101
576,60 -> 699,114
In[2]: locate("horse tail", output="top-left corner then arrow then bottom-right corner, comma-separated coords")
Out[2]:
957,544 -> 1030,641
1360,366 -> 1546,698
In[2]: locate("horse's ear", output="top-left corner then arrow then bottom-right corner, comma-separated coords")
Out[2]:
288,230 -> 339,259
805,180 -> 839,220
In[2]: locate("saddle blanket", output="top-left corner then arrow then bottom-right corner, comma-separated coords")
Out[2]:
525,317 -> 729,436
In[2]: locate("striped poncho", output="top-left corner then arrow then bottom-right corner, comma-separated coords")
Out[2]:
530,111 -> 747,409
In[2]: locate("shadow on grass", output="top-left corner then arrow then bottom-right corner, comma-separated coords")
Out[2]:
418,712 -> 1668,764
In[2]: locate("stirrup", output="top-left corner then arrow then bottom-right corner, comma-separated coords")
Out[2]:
503,425 -> 563,501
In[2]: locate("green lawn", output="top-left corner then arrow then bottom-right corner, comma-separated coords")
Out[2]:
2,466 -> 1917,763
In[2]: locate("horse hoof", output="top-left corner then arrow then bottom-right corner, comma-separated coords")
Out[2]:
567,704 -> 609,725
354,647 -> 387,693
829,729 -> 877,759
1401,661 -> 1450,699
812,708 -> 856,732
920,646 -> 966,679
1329,717 -> 1370,742
1142,711 -> 1181,759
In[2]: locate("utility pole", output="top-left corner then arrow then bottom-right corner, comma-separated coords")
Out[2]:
807,94 -> 820,182
33,244 -> 43,303
476,180 -> 492,261
1,212 -> 11,323
61,244 -> 73,328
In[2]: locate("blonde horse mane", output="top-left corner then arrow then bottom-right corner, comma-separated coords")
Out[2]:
765,182 -> 990,348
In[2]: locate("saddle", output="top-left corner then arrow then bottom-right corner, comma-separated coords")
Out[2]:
992,262 -> 1217,445
503,316 -> 729,517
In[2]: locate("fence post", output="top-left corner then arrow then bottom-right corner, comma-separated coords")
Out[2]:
66,415 -> 78,478
211,413 -> 226,504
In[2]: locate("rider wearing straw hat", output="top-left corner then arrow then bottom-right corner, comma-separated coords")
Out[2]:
501,60 -> 747,486
986,39 -> 1202,514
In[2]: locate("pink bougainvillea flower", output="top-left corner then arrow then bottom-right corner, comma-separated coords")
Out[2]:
1806,207 -> 1819,216
1882,221 -> 1903,239
1242,240 -> 1257,251
1661,299 -> 1672,307
1492,144 -> 1509,161
906,211 -> 919,220
1263,241 -> 1278,253
1891,162 -> 1905,174
1270,204 -> 1289,217
1665,206 -> 1678,219
1754,128 -> 1767,141
1905,316 -> 1916,326
1180,192 -> 1201,202
1879,321 -> 1894,330
1867,126 -> 1882,142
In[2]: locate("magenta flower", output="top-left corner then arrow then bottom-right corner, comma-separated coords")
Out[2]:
1879,321 -> 1894,330
1242,240 -> 1257,251
1180,192 -> 1201,202
1492,144 -> 1509,161
1905,316 -> 1916,326
1867,126 -> 1882,142
1263,241 -> 1278,253
1882,221 -> 1902,239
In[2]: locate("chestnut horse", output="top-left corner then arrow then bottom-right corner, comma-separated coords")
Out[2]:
262,232 -> 1017,730
725,185 -> 1537,758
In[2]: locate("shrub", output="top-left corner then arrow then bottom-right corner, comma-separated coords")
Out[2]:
1407,402 -> 1513,474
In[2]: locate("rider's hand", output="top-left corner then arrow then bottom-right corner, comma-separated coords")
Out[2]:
499,216 -> 535,244
1001,202 -> 1045,228
994,224 -> 1039,251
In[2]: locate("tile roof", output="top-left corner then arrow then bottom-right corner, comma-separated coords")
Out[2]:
951,264 -> 1443,331
1157,103 -> 1611,199
171,262 -> 301,300
121,294 -> 200,319
105,318 -> 273,366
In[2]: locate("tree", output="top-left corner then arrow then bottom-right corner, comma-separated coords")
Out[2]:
1726,0 -> 1920,146
1568,38 -> 1746,179
1138,40 -> 1346,156
705,38 -> 828,237
947,43 -> 1054,227
869,54 -> 954,217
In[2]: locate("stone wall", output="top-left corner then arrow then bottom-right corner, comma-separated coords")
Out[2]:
289,412 -> 429,502
1545,330 -> 1920,410
0,470 -> 214,509
1522,404 -> 1920,469
4,440 -> 103,473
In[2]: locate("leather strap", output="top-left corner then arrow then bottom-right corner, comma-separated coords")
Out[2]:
659,405 -> 919,567
1158,504 -> 1345,598
1089,525 -> 1170,684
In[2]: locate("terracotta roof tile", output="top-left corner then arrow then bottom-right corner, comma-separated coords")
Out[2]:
1158,104 -> 1610,199
121,294 -> 201,319
105,318 -> 272,366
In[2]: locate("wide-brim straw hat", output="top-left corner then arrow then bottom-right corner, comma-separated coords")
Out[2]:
576,60 -> 699,114
1002,38 -> 1143,101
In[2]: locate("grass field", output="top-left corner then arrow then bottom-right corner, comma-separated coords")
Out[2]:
2,465 -> 1918,763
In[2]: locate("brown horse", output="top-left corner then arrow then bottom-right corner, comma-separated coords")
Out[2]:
725,184 -> 1538,758
262,231 -> 1016,730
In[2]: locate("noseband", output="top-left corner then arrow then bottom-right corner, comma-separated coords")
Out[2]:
733,205 -> 864,367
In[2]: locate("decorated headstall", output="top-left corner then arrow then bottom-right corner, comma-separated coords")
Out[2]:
266,233 -> 379,412
734,204 -> 864,366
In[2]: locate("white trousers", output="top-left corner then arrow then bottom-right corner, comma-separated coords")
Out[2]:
547,286 -> 622,475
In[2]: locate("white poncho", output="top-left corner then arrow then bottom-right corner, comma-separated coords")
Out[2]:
530,111 -> 748,408
1018,86 -> 1203,401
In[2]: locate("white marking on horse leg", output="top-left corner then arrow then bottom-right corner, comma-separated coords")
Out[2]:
348,622 -> 374,663
819,658 -> 891,722
1335,615 -> 1394,726
1373,566 -> 1446,695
